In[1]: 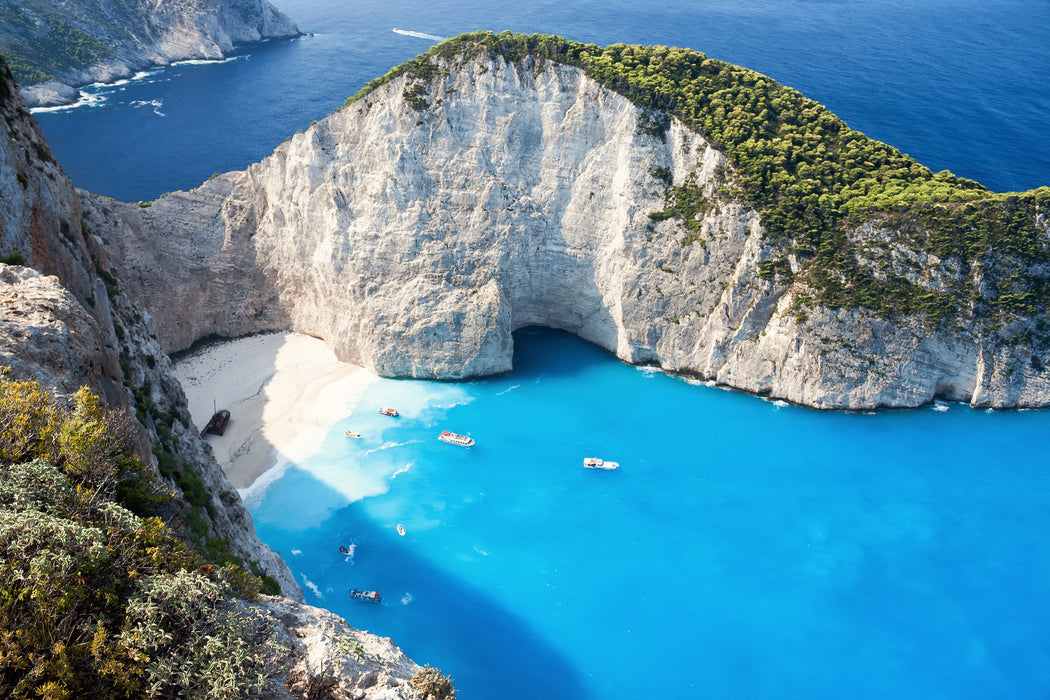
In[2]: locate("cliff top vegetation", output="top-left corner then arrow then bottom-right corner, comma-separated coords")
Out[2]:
349,32 -> 1050,333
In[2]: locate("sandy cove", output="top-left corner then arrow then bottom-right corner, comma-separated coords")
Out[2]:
173,332 -> 377,490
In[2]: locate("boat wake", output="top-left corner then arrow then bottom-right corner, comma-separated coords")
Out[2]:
364,439 -> 421,457
390,462 -> 414,479
496,384 -> 521,396
301,574 -> 324,599
393,28 -> 447,41
400,592 -> 415,605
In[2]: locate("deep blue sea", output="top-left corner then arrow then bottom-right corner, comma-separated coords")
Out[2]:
32,1 -> 1050,697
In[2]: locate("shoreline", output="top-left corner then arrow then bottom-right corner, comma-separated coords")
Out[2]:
23,34 -> 304,110
173,332 -> 377,491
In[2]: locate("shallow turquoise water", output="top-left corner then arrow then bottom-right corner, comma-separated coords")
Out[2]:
250,329 -> 1050,699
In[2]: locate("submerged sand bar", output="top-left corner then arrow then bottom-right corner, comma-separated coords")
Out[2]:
173,332 -> 377,489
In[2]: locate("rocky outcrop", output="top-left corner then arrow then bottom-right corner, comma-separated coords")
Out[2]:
257,596 -> 424,699
87,51 -> 1050,409
2,0 -> 299,108
0,54 -> 440,697
0,57 -> 300,598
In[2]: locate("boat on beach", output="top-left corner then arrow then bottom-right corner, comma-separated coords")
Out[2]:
345,430 -> 362,438
583,457 -> 619,470
438,430 -> 475,447
200,409 -> 230,437
379,407 -> 399,417
349,589 -> 381,603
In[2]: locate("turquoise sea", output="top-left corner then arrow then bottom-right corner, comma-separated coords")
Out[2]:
249,329 -> 1050,699
31,0 -> 1050,697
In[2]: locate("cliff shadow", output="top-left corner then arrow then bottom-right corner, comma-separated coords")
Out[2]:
251,467 -> 591,700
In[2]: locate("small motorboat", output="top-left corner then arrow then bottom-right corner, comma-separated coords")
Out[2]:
438,430 -> 475,447
583,457 -> 619,470
345,430 -> 362,438
339,545 -> 353,556
379,407 -> 399,417
397,524 -> 406,536
349,589 -> 381,603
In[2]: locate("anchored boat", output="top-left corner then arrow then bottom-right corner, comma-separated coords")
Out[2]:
349,589 -> 381,603
438,430 -> 475,447
345,430 -> 362,438
379,407 -> 399,417
583,457 -> 619,470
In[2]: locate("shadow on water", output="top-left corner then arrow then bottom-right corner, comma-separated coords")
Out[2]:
511,326 -> 619,380
254,467 -> 590,700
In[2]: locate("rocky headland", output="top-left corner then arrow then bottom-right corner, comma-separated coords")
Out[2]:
0,0 -> 300,108
85,33 -> 1050,410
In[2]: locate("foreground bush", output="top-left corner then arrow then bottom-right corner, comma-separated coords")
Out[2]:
411,665 -> 457,699
0,374 -> 275,698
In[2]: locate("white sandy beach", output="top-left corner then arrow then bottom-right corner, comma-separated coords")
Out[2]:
173,332 -> 377,490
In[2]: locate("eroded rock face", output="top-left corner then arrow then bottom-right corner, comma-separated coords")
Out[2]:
89,53 -> 1050,409
0,58 -> 301,599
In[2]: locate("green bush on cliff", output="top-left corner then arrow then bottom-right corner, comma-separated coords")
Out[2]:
349,32 -> 1050,328
0,8 -> 111,85
0,373 -> 275,698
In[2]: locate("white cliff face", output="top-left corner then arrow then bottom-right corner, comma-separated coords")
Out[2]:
93,54 -> 1050,409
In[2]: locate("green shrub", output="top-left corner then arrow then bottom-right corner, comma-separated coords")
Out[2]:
411,665 -> 457,699
0,375 -> 279,697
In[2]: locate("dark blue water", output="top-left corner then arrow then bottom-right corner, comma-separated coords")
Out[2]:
250,329 -> 1050,699
34,0 -> 1050,201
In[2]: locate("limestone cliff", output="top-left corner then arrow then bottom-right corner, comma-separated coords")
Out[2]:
87,41 -> 1050,409
0,0 -> 299,107
0,57 -> 300,597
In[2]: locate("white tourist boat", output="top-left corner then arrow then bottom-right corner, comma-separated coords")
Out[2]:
438,430 -> 475,447
379,407 -> 399,417
349,589 -> 381,603
583,457 -> 619,470
345,430 -> 362,438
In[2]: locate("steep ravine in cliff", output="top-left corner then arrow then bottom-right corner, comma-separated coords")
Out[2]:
87,40 -> 1050,410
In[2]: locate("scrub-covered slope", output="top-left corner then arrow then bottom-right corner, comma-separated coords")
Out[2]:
91,32 -> 1050,409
